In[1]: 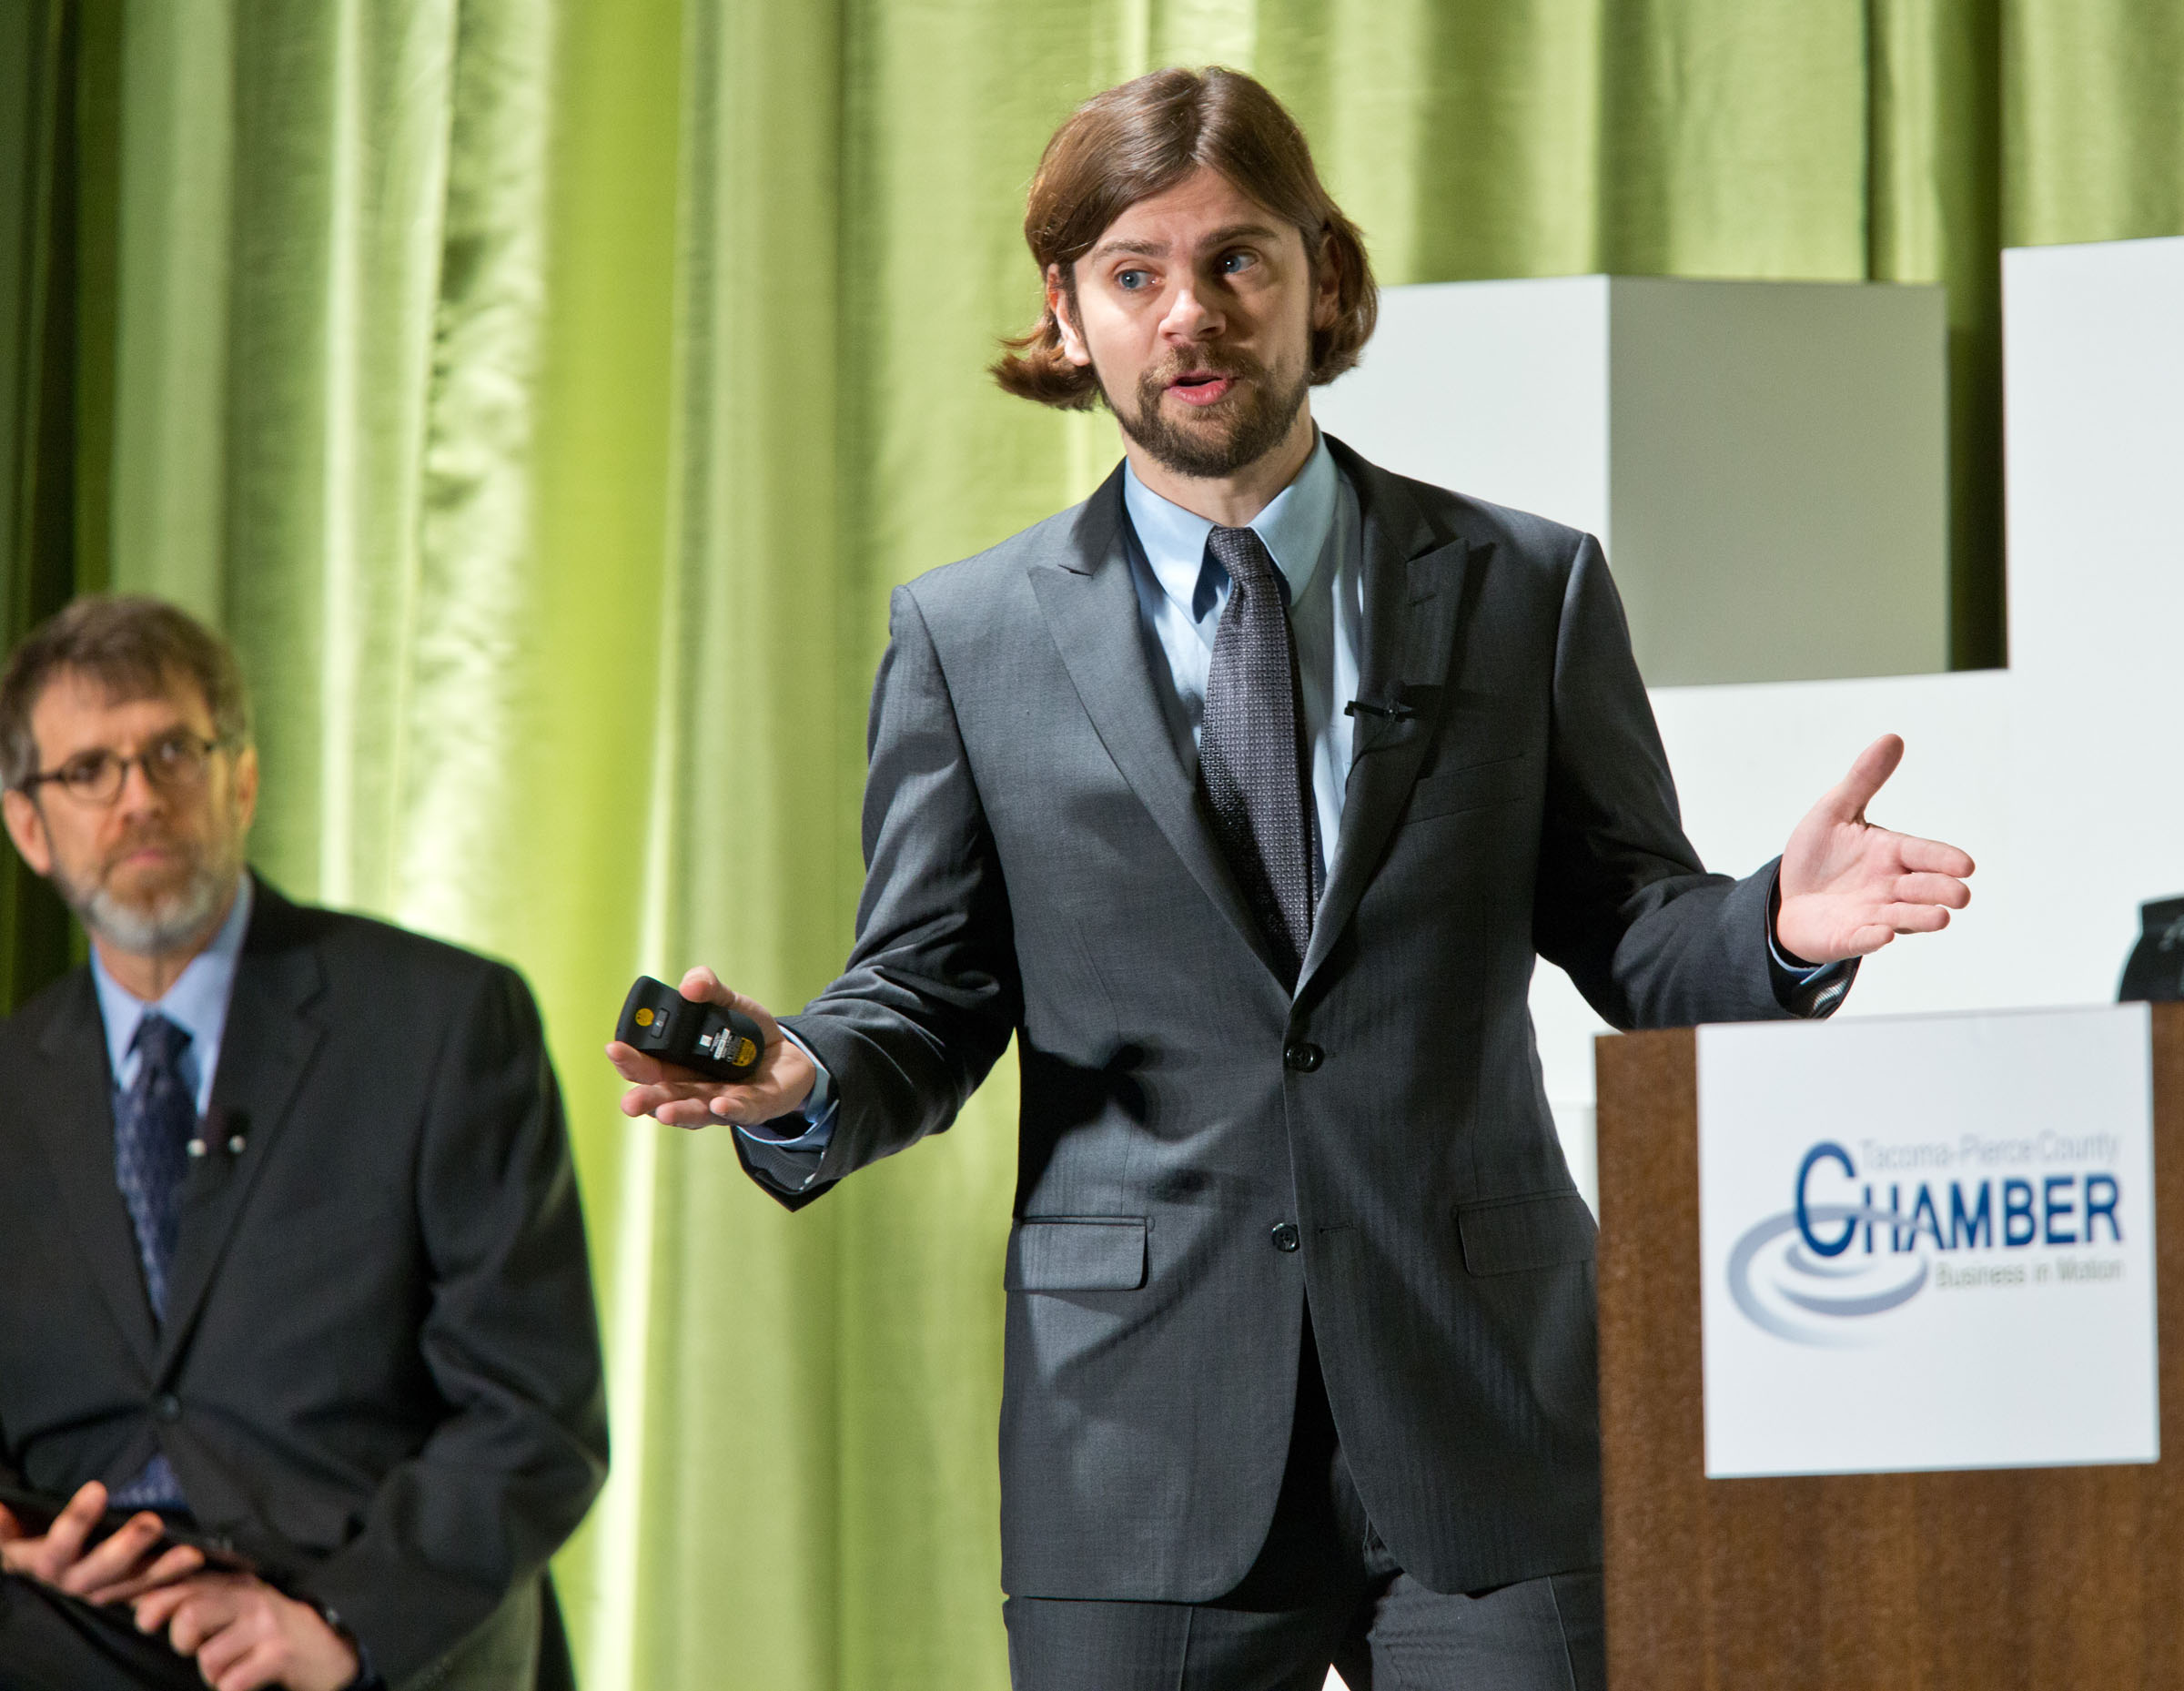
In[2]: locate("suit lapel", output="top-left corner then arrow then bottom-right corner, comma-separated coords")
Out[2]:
1028,471 -> 1288,981
157,887 -> 327,1378
30,977 -> 158,1374
1298,443 -> 1478,996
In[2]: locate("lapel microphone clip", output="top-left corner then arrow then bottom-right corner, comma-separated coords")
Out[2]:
1344,694 -> 1419,722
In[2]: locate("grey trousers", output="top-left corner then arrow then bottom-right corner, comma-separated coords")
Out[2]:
1003,1322 -> 1606,1691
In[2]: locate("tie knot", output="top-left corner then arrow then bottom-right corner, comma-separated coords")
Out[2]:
1205,525 -> 1283,600
132,1013 -> 192,1074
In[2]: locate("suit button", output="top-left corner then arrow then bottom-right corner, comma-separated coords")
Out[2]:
154,1393 -> 182,1423
1270,1221 -> 1300,1252
1282,1041 -> 1324,1072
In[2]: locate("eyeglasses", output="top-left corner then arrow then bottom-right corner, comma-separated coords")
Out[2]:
18,731 -> 232,807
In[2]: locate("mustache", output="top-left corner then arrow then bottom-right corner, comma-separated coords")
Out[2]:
100,825 -> 192,873
1144,347 -> 1269,388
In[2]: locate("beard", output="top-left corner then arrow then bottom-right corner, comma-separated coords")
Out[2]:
1103,346 -> 1312,480
49,826 -> 242,957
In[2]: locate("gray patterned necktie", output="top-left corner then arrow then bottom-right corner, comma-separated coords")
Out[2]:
1198,524 -> 1312,985
115,1013 -> 196,1322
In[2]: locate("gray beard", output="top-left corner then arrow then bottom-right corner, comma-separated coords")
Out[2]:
57,856 -> 238,958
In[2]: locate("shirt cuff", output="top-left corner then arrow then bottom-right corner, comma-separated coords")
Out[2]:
735,1027 -> 834,1144
1766,869 -> 1856,1018
733,1027 -> 835,1193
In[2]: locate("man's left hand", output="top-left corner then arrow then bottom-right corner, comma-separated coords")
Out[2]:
1776,734 -> 1975,964
132,1572 -> 358,1691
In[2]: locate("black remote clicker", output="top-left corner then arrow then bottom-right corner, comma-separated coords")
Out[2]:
615,977 -> 763,1083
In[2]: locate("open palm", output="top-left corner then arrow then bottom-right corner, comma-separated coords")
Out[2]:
1775,734 -> 1975,964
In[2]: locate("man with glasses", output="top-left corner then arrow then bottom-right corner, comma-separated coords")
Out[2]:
0,597 -> 607,1690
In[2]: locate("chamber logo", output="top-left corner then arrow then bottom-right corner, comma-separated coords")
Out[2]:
1727,1137 -> 2124,1347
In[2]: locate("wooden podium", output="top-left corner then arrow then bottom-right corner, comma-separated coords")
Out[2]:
1594,1002 -> 2184,1689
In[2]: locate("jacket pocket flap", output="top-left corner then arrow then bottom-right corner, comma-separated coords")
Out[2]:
1006,1217 -> 1148,1292
1406,752 -> 1527,822
1456,1193 -> 1596,1276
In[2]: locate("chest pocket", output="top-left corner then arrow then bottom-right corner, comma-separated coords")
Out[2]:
1405,751 -> 1529,823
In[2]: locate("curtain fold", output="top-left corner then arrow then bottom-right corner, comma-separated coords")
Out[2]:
5,2 -> 2180,1686
1,0 -> 93,1008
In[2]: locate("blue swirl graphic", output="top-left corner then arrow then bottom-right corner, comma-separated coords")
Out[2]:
1727,1202 -> 1926,1347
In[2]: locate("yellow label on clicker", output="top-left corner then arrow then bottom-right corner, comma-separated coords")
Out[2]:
731,1037 -> 758,1068
634,1007 -> 655,1027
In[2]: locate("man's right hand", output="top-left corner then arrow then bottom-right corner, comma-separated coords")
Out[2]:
0,1481 -> 204,1605
605,966 -> 817,1129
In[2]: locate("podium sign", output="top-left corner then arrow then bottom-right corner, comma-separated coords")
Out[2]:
1696,1005 -> 2157,1478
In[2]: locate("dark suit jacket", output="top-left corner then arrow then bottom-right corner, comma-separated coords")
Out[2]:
754,440 -> 1826,1603
0,883 -> 607,1684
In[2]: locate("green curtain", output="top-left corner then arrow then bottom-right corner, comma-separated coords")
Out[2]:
4,0 -> 2180,1686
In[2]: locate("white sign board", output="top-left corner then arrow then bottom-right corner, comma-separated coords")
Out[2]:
1696,1005 -> 2157,1478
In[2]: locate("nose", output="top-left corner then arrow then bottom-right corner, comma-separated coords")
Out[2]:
114,755 -> 167,815
1158,275 -> 1222,343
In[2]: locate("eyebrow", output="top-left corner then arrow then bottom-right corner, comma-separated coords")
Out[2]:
1087,222 -> 1288,261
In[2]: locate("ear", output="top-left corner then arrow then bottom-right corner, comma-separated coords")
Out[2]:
1309,232 -> 1342,333
230,744 -> 260,835
1045,264 -> 1093,368
2,788 -> 53,878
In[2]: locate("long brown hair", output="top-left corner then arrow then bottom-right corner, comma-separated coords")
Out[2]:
993,67 -> 1378,411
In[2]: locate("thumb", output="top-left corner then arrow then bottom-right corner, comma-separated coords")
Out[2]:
1827,734 -> 1905,823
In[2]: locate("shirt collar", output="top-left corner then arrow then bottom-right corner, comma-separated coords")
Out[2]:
92,872 -> 255,1084
1122,432 -> 1340,622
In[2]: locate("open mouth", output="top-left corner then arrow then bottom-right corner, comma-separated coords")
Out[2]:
1166,372 -> 1235,407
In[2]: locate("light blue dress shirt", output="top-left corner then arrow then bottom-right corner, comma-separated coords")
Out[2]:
91,873 -> 255,1119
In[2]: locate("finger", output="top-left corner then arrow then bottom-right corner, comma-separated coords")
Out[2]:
35,1481 -> 108,1575
1829,734 -> 1905,821
0,1502 -> 20,1543
1891,871 -> 1971,909
86,1541 -> 204,1605
608,1046 -> 717,1090
213,1640 -> 286,1691
677,965 -> 726,1003
134,1578 -> 199,1632
1896,834 -> 1976,878
1877,903 -> 1951,934
652,1093 -> 750,1129
168,1588 -> 231,1655
166,1579 -> 248,1654
619,1078 -> 737,1121
194,1608 -> 262,1680
56,1511 -> 165,1595
1844,924 -> 1899,957
673,968 -> 785,1041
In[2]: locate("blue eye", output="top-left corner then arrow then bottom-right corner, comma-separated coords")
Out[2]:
1117,269 -> 1149,290
1219,250 -> 1256,274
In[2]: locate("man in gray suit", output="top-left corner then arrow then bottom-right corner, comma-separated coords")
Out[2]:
612,67 -> 1973,1689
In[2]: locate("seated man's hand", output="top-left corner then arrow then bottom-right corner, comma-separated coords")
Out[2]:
606,965 -> 817,1129
133,1571 -> 358,1691
0,1480 -> 204,1605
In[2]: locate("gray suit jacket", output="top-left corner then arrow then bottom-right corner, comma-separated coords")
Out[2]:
757,440 -> 1817,1602
0,885 -> 608,1685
